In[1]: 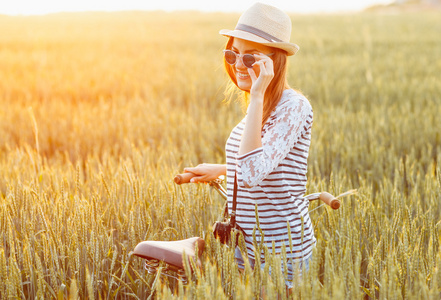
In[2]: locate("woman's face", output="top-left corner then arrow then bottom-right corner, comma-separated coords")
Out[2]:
229,38 -> 273,92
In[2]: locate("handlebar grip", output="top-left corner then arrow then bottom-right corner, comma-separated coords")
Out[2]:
319,192 -> 341,210
174,173 -> 196,185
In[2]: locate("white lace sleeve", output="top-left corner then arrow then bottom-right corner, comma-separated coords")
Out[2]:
236,94 -> 313,188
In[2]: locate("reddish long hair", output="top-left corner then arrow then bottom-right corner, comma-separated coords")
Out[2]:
223,37 -> 290,127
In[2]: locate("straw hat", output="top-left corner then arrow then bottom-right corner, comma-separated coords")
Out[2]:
219,2 -> 299,56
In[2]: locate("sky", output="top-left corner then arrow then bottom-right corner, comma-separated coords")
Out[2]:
0,0 -> 394,15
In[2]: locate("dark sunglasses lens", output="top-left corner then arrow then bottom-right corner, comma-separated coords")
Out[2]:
242,54 -> 255,68
224,51 -> 236,65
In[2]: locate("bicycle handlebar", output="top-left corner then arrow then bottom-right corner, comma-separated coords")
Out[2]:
318,192 -> 341,209
174,173 -> 343,210
174,173 -> 195,184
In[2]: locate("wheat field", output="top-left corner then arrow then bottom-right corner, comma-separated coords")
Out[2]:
0,10 -> 440,299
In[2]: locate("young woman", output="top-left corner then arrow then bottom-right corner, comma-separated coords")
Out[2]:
184,2 -> 315,288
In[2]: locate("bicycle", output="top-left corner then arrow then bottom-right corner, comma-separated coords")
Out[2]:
130,172 -> 355,287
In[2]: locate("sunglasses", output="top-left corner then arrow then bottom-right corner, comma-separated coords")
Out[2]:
223,50 -> 274,68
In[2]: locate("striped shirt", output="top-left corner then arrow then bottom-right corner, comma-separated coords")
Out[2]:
226,89 -> 315,265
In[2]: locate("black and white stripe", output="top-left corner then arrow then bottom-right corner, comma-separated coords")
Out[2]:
225,89 -> 316,265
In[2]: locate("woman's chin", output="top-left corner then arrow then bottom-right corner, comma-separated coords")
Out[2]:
236,80 -> 251,92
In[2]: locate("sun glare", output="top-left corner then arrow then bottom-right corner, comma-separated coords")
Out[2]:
1,0 -> 394,15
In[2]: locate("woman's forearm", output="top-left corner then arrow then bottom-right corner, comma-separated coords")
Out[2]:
238,95 -> 264,155
215,164 -> 227,176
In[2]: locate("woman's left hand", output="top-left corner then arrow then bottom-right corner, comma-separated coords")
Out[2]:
248,53 -> 275,97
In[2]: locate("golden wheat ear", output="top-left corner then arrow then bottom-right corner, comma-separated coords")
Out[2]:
336,189 -> 358,199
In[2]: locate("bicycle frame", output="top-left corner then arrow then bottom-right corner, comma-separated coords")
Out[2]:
131,174 -> 355,289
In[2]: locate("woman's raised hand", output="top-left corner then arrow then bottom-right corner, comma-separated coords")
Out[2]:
248,53 -> 275,97
183,163 -> 227,183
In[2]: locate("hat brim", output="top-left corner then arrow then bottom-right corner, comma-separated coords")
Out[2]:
219,29 -> 299,56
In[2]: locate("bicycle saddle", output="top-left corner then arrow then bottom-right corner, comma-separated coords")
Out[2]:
132,237 -> 205,269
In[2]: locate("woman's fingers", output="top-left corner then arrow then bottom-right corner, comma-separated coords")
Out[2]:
253,53 -> 274,69
252,54 -> 274,77
248,53 -> 274,95
183,164 -> 220,183
183,168 -> 205,183
191,176 -> 210,183
248,67 -> 257,82
183,167 -> 197,173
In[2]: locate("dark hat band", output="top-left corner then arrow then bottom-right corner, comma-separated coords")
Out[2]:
235,23 -> 284,43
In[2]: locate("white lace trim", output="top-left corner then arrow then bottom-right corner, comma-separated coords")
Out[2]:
236,89 -> 313,188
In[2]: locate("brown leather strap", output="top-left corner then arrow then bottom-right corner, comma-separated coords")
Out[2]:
230,173 -> 238,227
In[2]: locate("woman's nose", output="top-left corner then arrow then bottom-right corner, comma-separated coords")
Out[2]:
235,55 -> 247,69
